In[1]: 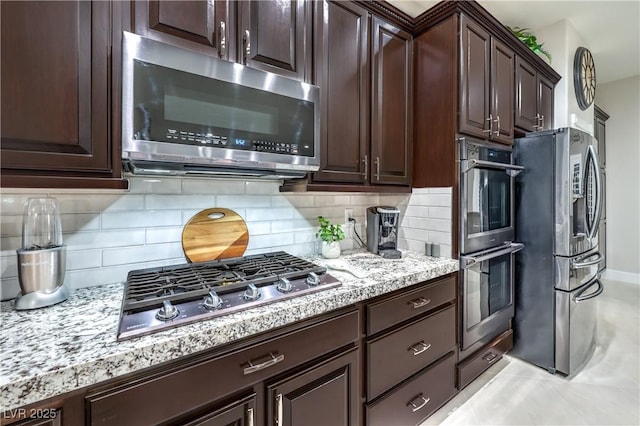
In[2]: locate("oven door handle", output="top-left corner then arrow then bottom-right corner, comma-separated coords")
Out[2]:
461,243 -> 524,269
460,159 -> 525,177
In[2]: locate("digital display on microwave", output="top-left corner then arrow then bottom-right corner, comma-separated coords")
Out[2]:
132,60 -> 315,157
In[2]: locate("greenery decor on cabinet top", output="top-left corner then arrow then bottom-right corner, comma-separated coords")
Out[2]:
508,26 -> 552,62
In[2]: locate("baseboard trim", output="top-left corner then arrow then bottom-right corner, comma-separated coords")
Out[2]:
602,269 -> 640,284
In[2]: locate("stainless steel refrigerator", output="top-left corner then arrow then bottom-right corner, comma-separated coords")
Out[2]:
512,127 -> 604,376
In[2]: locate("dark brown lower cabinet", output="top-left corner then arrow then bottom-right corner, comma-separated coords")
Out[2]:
366,353 -> 456,426
266,349 -> 359,426
181,394 -> 256,426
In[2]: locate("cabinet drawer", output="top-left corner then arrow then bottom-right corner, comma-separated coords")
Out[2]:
367,306 -> 455,400
458,329 -> 513,390
367,275 -> 455,335
367,352 -> 455,426
87,310 -> 359,426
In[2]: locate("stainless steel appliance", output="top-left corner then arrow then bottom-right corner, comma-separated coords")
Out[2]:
366,206 -> 401,259
15,197 -> 69,310
121,32 -> 320,179
117,252 -> 341,340
513,127 -> 604,375
459,242 -> 523,355
458,137 -> 524,254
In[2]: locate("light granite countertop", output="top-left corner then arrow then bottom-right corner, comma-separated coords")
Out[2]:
0,249 -> 458,411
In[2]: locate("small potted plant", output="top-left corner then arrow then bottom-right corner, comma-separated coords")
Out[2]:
316,216 -> 345,259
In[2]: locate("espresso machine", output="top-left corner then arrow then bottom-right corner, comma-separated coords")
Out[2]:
15,197 -> 68,310
366,206 -> 401,259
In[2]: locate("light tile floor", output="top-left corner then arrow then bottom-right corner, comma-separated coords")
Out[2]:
421,279 -> 640,426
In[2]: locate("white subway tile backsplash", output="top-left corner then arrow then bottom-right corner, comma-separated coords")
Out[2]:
53,194 -> 145,213
404,205 -> 429,218
1,255 -> 18,279
102,210 -> 182,229
217,195 -> 271,208
270,219 -> 315,233
183,179 -> 245,195
293,230 -> 318,244
145,195 -> 216,210
67,250 -> 102,271
427,187 -> 452,194
0,215 -> 21,237
428,230 -> 451,245
64,264 -> 143,289
64,230 -> 146,251
248,233 -> 294,250
146,227 -> 184,244
1,277 -> 20,301
245,180 -> 280,195
399,227 -> 429,241
246,222 -> 272,236
102,243 -> 184,267
1,194 -> 47,214
427,207 -> 451,220
350,194 -> 380,206
1,237 -> 22,256
245,207 -> 293,221
273,194 -> 315,208
314,195 -> 351,207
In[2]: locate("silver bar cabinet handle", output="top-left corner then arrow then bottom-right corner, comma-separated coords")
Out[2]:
243,29 -> 250,65
407,394 -> 431,412
409,341 -> 432,356
218,21 -> 226,59
362,154 -> 368,178
242,352 -> 284,375
540,114 -> 544,129
534,113 -> 541,130
247,407 -> 254,426
375,157 -> 380,181
494,115 -> 500,136
483,351 -> 500,364
276,393 -> 283,426
483,114 -> 493,134
408,296 -> 430,309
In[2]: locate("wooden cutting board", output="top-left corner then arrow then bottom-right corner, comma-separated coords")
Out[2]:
182,208 -> 249,263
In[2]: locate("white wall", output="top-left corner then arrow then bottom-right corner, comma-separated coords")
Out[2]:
596,75 -> 640,282
0,178 -> 452,300
535,19 -> 594,133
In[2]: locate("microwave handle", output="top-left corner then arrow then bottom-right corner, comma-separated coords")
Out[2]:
460,159 -> 524,177
461,243 -> 524,269
242,30 -> 251,65
218,21 -> 226,59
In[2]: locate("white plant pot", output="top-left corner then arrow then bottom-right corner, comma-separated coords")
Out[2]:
321,241 -> 341,259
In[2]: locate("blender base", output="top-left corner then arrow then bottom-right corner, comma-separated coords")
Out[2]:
14,285 -> 69,310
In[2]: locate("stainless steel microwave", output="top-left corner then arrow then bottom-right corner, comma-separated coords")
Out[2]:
121,32 -> 320,179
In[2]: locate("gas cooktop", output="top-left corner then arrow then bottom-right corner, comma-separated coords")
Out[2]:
117,251 -> 341,340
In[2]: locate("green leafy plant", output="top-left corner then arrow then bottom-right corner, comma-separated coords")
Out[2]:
316,216 -> 345,243
508,26 -> 552,63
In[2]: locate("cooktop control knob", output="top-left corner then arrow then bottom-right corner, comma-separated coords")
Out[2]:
156,300 -> 179,321
276,277 -> 293,293
203,290 -> 223,310
243,283 -> 261,301
306,272 -> 320,286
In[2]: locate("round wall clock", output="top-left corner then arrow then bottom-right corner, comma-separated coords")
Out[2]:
573,47 -> 596,110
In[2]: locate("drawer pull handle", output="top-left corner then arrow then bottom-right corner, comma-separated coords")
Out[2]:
409,297 -> 431,309
276,393 -> 283,426
247,407 -> 254,426
407,394 -> 431,412
409,341 -> 432,356
483,352 -> 499,364
243,352 -> 284,375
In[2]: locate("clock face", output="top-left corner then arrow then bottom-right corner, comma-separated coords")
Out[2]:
573,47 -> 596,110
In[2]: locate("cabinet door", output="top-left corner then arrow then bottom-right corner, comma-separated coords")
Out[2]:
459,15 -> 491,139
370,17 -> 413,185
237,0 -> 310,81
538,74 -> 554,131
0,1 -> 124,188
182,394 -> 256,426
515,56 -> 537,132
266,349 -> 359,426
490,37 -> 515,144
312,1 -> 369,184
134,0 -> 233,61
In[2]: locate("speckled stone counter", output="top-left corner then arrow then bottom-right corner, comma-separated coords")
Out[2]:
0,249 -> 458,411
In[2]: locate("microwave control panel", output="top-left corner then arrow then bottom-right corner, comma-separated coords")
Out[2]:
164,129 -> 299,155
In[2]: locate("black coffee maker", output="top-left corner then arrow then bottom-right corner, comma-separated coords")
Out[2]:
366,206 -> 401,259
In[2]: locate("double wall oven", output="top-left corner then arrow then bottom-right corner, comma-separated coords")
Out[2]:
458,137 -> 524,359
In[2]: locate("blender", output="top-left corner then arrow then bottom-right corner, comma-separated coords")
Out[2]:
15,197 -> 68,310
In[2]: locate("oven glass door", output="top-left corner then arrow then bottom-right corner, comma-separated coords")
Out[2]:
461,243 -> 523,350
460,139 -> 522,254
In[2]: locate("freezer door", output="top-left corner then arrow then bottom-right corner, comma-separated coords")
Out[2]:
555,276 -> 604,375
555,129 -> 602,257
554,247 -> 603,291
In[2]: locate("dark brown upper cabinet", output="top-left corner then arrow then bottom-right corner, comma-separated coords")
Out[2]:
134,0 -> 311,82
459,14 -> 514,145
0,1 -> 127,189
304,2 -> 412,190
515,56 -> 554,132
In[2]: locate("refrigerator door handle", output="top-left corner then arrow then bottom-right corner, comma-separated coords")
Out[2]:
573,277 -> 604,303
461,243 -> 524,269
571,251 -> 604,269
460,159 -> 525,176
586,145 -> 603,239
